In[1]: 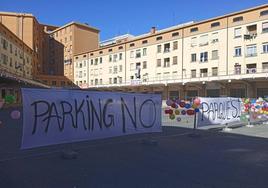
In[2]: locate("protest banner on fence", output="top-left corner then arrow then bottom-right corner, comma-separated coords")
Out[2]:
21,88 -> 162,149
197,97 -> 242,127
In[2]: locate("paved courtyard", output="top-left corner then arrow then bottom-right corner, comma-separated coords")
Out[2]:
1,107 -> 268,187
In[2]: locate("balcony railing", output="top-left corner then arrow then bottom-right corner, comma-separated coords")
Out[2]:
80,68 -> 268,88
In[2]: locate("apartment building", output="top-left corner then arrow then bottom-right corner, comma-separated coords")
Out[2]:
0,23 -> 34,79
47,22 -> 100,81
0,11 -> 100,87
0,23 -> 48,104
74,4 -> 268,99
0,12 -> 46,76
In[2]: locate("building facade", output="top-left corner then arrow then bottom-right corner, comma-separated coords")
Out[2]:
74,4 -> 268,99
47,22 -> 100,81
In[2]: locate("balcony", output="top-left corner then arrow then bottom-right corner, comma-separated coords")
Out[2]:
245,53 -> 257,57
246,68 -> 257,74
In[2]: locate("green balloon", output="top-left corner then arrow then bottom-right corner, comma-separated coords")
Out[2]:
4,95 -> 15,104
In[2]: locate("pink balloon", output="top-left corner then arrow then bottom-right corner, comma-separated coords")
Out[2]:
194,98 -> 201,106
0,101 -> 4,109
10,110 -> 21,120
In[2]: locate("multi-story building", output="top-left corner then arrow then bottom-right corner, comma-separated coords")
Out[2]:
0,11 -> 100,87
0,22 -> 48,104
74,4 -> 268,99
0,23 -> 34,79
0,11 -> 47,76
47,22 -> 100,81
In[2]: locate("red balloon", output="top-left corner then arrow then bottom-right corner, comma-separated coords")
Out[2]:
179,102 -> 186,108
186,109 -> 195,116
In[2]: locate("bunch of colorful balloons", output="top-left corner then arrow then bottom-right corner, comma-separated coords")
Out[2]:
164,98 -> 201,121
241,97 -> 268,120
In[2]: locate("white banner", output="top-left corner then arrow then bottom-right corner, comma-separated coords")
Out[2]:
197,97 -> 242,127
21,88 -> 162,149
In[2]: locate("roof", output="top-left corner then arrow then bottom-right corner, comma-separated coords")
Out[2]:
74,3 -> 268,56
49,21 -> 100,33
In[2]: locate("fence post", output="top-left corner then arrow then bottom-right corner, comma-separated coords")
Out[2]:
246,105 -> 254,128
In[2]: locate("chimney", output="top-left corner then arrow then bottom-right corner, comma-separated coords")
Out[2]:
150,27 -> 156,34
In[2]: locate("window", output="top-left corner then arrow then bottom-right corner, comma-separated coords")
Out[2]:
233,16 -> 243,22
234,63 -> 241,75
142,40 -> 148,44
10,44 -> 13,53
211,32 -> 219,43
143,48 -> 147,56
156,36 -> 162,41
109,67 -> 112,73
191,53 -> 197,62
109,49 -> 113,52
113,66 -> 118,74
172,56 -> 178,65
157,45 -> 161,53
164,43 -> 170,53
119,77 -> 122,84
212,67 -> 218,76
130,63 -> 135,71
109,78 -> 112,84
191,70 -> 196,78
100,79 -> 103,85
136,50 -> 141,58
100,57 -> 102,64
99,51 -> 103,54
200,52 -> 208,62
234,28 -> 242,38
157,59 -> 161,67
109,55 -> 112,62
263,43 -> 268,53
130,43 -> 135,47
130,51 -> 134,58
164,58 -> 170,67
200,68 -> 208,77
173,41 -> 178,50
234,47 -> 242,57
200,35 -> 208,46
190,27 -> 198,33
262,22 -> 268,33
172,32 -> 179,37
113,78 -> 117,84
113,54 -> 118,62
143,61 -> 147,69
1,38 -> 8,49
9,57 -> 12,67
119,65 -> 123,72
191,37 -> 197,47
52,81 -> 57,86
262,62 -> 268,72
118,46 -> 123,50
83,60 -> 87,67
211,50 -> 219,60
211,22 -> 220,28
246,45 -> 257,57
246,64 -> 257,74
260,10 -> 268,17
95,58 -> 98,65
119,53 -> 123,60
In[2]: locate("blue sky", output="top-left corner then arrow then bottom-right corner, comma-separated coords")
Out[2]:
2,0 -> 268,41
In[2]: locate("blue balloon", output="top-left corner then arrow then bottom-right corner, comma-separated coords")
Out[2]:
185,103 -> 191,109
195,108 -> 199,112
